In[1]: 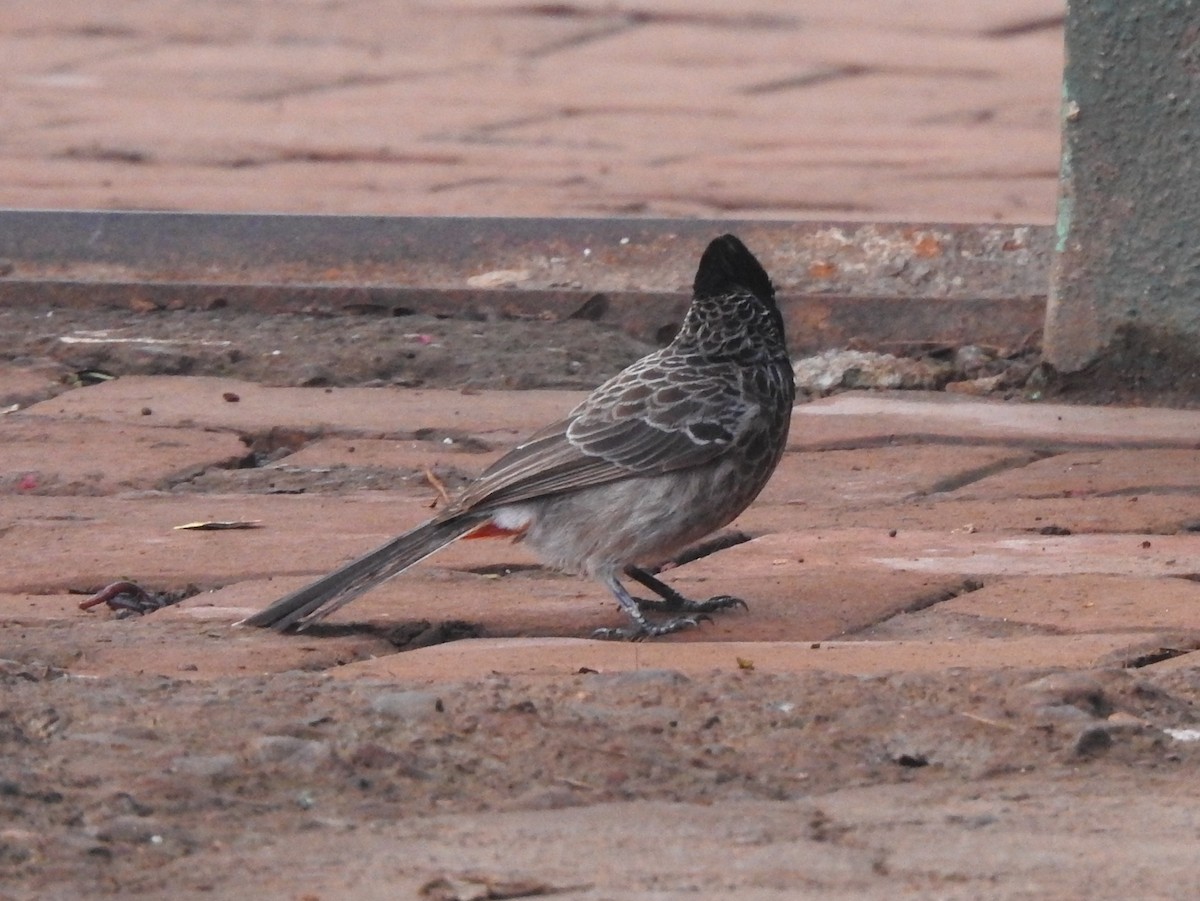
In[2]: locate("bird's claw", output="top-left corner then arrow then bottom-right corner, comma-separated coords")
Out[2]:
636,594 -> 749,615
592,614 -> 711,642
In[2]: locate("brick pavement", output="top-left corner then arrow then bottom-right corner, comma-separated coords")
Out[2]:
4,370 -> 1198,680
2,1 -> 1063,222
3,0 -> 1194,713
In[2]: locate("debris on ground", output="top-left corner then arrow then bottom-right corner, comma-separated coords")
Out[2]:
77,581 -> 201,617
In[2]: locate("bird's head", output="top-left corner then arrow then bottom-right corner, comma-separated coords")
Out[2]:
675,234 -> 787,360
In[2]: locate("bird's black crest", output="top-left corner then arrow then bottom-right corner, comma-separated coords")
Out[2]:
693,234 -> 775,304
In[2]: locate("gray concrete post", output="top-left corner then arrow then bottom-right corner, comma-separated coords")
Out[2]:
1046,0 -> 1200,372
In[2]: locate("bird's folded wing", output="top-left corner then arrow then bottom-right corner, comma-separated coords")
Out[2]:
567,357 -> 755,471
448,357 -> 754,513
450,410 -> 737,512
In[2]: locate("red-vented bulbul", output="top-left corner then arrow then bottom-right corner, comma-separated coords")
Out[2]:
241,234 -> 794,639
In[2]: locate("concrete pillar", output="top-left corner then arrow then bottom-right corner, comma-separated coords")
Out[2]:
1045,0 -> 1200,372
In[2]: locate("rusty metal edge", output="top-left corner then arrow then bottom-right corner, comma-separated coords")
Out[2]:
0,211 -> 1052,351
0,279 -> 1045,353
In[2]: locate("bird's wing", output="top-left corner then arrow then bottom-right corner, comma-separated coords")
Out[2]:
449,353 -> 754,514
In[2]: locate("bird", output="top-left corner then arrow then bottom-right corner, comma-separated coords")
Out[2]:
240,233 -> 795,639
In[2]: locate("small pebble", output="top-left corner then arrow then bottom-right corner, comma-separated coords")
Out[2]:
170,754 -> 238,777
1072,725 -> 1114,758
1023,672 -> 1113,719
93,815 -> 167,844
584,669 -> 690,688
246,736 -> 333,771
368,690 -> 444,720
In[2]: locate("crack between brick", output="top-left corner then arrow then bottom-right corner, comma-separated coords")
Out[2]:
523,21 -> 634,59
801,435 -> 1200,453
837,577 -> 988,638
900,577 -> 985,615
982,15 -> 1065,39
1095,485 -> 1200,498
915,449 -> 1057,496
743,63 -> 993,96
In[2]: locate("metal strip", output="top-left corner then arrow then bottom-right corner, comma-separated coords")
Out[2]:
0,211 -> 1052,350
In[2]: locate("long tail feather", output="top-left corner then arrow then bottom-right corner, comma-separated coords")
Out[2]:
239,515 -> 482,631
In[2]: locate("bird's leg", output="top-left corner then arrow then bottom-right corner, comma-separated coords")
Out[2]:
622,565 -> 749,615
592,573 -> 709,640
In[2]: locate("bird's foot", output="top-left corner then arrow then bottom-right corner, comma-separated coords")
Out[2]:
636,593 -> 748,615
620,568 -> 749,618
597,570 -> 748,640
592,613 -> 711,642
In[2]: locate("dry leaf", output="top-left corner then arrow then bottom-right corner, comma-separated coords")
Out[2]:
174,520 -> 262,531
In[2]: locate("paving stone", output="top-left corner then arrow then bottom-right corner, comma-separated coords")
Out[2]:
796,393 -> 1200,449
276,436 -> 502,474
0,415 -> 246,494
761,445 -> 1042,509
24,376 -> 586,443
164,536 -> 963,644
873,494 -> 1198,537
1,493 -> 964,644
914,574 -> 1200,635
195,569 -> 617,639
744,528 -> 1200,580
41,380 -> 1200,462
942,449 -> 1200,500
746,478 -> 1199,535
9,374 -> 1200,678
0,492 -> 445,593
44,383 -> 1200,460
0,608 -> 396,680
327,634 -> 1144,682
0,593 -> 90,623
7,460 -> 1196,648
229,563 -> 962,645
655,542 -> 971,642
0,364 -> 65,408
0,1 -> 1064,221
